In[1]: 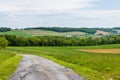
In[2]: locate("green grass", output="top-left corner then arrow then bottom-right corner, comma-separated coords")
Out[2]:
7,44 -> 120,80
0,50 -> 22,80
0,30 -> 31,37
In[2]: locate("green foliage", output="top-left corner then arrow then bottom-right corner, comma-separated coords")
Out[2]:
0,27 -> 11,32
7,44 -> 120,80
0,50 -> 15,64
1,35 -> 120,46
113,27 -> 120,29
0,37 -> 8,49
25,27 -> 97,34
0,50 -> 22,80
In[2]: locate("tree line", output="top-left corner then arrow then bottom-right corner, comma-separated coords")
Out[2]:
0,27 -> 11,32
25,27 -> 97,34
0,35 -> 120,46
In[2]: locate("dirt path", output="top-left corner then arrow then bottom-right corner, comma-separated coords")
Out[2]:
10,55 -> 83,80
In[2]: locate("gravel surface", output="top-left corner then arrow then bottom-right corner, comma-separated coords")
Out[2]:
10,54 -> 84,80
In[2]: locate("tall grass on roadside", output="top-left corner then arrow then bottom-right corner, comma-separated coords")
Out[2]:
0,50 -> 15,64
0,50 -> 22,80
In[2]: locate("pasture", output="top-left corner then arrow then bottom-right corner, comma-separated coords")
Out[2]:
7,44 -> 120,80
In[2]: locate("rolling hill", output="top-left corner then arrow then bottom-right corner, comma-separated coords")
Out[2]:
0,27 -> 120,37
0,30 -> 86,37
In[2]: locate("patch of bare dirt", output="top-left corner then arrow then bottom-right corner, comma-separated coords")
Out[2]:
79,49 -> 120,54
95,30 -> 110,35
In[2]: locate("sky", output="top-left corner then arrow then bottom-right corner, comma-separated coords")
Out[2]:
0,0 -> 120,28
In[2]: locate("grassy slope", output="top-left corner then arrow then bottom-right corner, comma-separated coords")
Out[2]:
0,50 -> 22,80
0,30 -> 31,37
0,29 -> 99,37
22,29 -> 86,37
7,44 -> 120,80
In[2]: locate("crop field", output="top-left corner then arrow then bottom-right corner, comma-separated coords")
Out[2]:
7,44 -> 120,80
0,50 -> 21,80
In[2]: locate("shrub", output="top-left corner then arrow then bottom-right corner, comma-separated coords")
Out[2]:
0,37 -> 9,49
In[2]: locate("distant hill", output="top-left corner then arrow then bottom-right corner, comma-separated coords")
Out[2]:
25,27 -> 118,35
0,27 -> 120,37
25,27 -> 97,34
21,29 -> 86,37
95,30 -> 110,35
0,29 -> 86,37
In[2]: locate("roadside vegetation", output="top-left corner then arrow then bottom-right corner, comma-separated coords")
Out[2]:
0,50 -> 22,80
7,44 -> 120,80
0,37 -> 8,49
0,37 -> 21,80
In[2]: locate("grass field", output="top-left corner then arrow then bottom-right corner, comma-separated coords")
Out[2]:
7,44 -> 120,80
0,50 -> 22,80
0,30 -> 31,37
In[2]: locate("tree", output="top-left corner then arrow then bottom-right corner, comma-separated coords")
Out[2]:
0,37 -> 9,49
0,27 -> 11,32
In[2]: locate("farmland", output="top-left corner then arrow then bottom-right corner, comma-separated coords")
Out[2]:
0,30 -> 31,37
22,29 -> 86,37
5,44 -> 120,80
0,29 -> 86,37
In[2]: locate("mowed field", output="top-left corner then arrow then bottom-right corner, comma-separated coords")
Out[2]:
6,44 -> 120,80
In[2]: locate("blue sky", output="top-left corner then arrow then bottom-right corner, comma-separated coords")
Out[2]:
0,0 -> 120,28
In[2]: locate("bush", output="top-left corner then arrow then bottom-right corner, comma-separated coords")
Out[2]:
0,37 -> 9,49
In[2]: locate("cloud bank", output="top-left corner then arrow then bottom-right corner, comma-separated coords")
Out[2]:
0,0 -> 120,28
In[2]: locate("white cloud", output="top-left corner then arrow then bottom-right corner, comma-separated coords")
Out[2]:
0,0 -> 120,28
0,0 -> 96,12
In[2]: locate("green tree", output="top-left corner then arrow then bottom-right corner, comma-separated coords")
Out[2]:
0,37 -> 8,49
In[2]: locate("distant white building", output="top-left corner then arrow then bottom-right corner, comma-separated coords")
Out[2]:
66,35 -> 72,38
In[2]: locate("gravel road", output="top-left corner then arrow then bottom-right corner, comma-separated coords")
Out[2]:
10,55 -> 84,80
